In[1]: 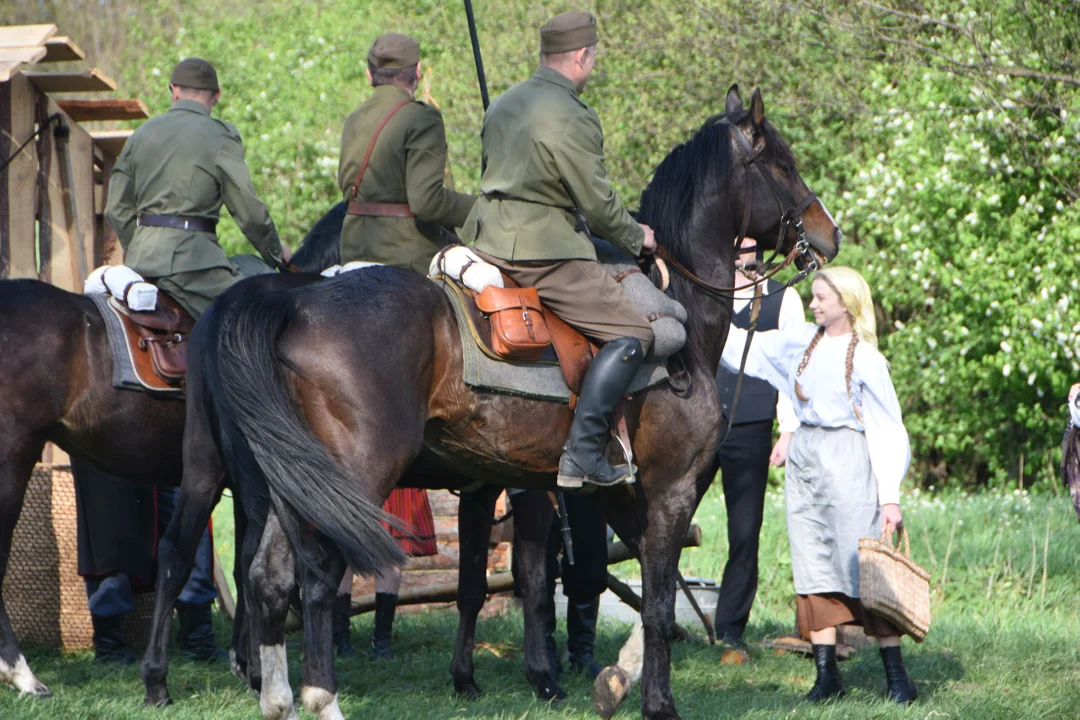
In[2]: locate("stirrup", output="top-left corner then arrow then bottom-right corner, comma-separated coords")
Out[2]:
556,453 -> 636,489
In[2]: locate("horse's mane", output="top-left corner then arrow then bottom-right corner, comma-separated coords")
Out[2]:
638,109 -> 798,259
292,201 -> 346,272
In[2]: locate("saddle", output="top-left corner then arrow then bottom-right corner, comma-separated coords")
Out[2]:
107,292 -> 194,390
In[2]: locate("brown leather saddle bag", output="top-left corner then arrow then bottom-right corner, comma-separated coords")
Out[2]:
475,285 -> 552,361
109,293 -> 194,387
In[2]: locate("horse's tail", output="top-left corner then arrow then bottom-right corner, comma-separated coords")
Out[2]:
200,285 -> 405,577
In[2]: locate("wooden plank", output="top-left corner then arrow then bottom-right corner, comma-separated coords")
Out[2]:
2,73 -> 39,279
0,47 -> 46,65
0,62 -> 18,83
57,99 -> 148,123
0,24 -> 56,49
90,129 -> 132,157
24,68 -> 117,93
42,37 -> 86,63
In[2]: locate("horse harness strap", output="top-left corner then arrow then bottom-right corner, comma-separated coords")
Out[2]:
717,282 -> 763,450
137,214 -> 217,234
346,98 -> 414,218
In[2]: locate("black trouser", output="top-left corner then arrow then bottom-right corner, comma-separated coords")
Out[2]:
547,494 -> 607,601
713,419 -> 773,639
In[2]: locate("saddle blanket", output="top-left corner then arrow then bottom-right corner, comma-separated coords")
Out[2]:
437,279 -> 669,403
87,292 -> 184,396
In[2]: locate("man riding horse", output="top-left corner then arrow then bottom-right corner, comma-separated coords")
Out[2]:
462,11 -> 658,489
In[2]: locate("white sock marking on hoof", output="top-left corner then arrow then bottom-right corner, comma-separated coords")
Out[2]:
0,655 -> 50,696
259,644 -> 297,720
302,686 -> 343,720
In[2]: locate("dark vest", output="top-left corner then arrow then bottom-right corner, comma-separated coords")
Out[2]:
716,279 -> 785,425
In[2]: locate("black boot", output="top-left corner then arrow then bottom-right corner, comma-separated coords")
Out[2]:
176,601 -> 227,662
566,598 -> 602,679
880,645 -> 918,704
91,613 -> 136,664
333,593 -> 357,658
556,338 -> 644,489
370,592 -> 396,661
805,644 -> 845,702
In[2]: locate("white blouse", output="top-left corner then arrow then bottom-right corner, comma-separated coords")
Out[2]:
721,323 -> 911,505
1071,395 -> 1080,429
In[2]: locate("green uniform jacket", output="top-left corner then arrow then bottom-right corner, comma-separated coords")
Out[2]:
106,99 -> 284,278
338,85 -> 476,273
462,66 -> 643,262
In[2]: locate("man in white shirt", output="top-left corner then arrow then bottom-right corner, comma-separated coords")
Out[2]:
1069,383 -> 1080,428
713,237 -> 805,649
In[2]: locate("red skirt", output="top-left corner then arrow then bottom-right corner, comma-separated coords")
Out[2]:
382,488 -> 437,557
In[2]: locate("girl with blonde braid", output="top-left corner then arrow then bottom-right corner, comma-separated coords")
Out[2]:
720,266 -> 917,704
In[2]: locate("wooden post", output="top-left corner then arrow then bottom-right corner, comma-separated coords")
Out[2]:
0,73 -> 40,278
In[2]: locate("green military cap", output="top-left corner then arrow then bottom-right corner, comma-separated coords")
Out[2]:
367,33 -> 421,69
170,58 -> 219,91
540,11 -> 598,53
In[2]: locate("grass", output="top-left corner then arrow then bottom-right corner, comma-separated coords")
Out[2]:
3,482 -> 1079,719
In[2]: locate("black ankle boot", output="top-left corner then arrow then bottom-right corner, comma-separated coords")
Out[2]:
566,598 -> 602,679
556,338 -> 644,489
370,592 -> 397,661
880,645 -> 918,704
805,644 -> 845,702
91,613 -> 136,665
176,601 -> 227,662
332,593 -> 357,658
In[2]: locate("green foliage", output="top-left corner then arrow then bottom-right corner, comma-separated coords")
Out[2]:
14,0 -> 1079,488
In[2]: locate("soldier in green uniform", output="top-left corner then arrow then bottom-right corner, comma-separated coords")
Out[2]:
462,11 -> 657,489
337,33 -> 475,273
106,58 -> 290,319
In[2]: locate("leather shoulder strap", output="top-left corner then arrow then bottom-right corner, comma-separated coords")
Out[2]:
349,98 -> 413,200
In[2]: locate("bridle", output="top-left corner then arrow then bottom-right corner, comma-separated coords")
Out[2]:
652,115 -> 825,299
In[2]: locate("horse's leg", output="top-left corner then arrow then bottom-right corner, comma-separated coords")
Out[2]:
510,490 -> 563,701
606,478 -> 698,720
140,438 -> 225,706
450,484 -> 501,699
251,508 -> 298,720
297,532 -> 347,720
230,486 -> 250,681
240,498 -> 271,694
0,434 -> 51,696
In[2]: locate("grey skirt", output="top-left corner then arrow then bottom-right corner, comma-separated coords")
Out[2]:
785,425 -> 880,597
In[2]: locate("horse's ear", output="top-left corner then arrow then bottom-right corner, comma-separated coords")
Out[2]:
725,84 -> 743,115
750,88 -> 765,127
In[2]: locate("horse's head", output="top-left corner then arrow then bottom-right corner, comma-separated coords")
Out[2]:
721,85 -> 841,268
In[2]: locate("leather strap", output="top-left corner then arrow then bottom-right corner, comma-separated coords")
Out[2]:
349,98 -> 413,201
346,200 -> 414,218
137,214 -> 217,233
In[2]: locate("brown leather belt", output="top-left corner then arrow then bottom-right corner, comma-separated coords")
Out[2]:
346,200 -> 414,218
137,214 -> 217,233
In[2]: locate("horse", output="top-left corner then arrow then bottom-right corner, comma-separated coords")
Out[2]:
152,84 -> 842,720
0,213 -> 341,697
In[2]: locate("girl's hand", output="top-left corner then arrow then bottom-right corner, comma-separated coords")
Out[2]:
881,503 -> 903,536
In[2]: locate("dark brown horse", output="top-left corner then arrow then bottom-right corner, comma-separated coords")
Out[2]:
0,205 -> 345,697
151,86 -> 841,720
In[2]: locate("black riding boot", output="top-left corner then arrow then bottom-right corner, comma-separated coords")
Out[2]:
557,338 -> 644,489
176,601 -> 227,662
333,592 -> 357,658
566,598 -> 602,678
805,644 -> 845,702
370,592 -> 396,661
880,645 -> 918,704
91,613 -> 136,664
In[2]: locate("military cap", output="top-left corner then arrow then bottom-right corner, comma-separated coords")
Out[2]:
367,33 -> 421,69
540,11 -> 598,54
170,58 -> 219,91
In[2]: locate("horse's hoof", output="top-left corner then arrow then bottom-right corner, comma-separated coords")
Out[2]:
592,666 -> 630,719
143,689 -> 173,708
536,683 -> 567,703
454,681 -> 483,701
21,682 -> 52,699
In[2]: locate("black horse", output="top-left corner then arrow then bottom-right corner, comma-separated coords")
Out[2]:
146,86 -> 841,720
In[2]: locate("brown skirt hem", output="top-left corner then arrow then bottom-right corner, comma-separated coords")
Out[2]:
796,592 -> 904,639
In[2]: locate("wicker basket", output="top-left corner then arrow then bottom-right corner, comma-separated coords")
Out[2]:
3,465 -> 155,651
858,528 -> 931,642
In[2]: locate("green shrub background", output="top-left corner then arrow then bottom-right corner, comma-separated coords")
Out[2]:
8,0 -> 1079,489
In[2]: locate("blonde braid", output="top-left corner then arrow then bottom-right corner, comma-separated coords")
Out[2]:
845,333 -> 863,423
794,327 -> 825,402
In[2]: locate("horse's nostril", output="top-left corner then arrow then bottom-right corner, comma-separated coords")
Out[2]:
833,228 -> 844,246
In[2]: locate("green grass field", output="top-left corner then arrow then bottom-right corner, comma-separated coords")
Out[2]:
3,482 -> 1079,719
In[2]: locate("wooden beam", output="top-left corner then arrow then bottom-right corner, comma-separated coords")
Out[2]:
56,99 -> 148,123
90,129 -> 133,157
24,68 -> 117,93
1,73 -> 40,279
0,47 -> 46,65
42,37 -> 86,63
0,24 -> 56,50
0,62 -> 19,83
